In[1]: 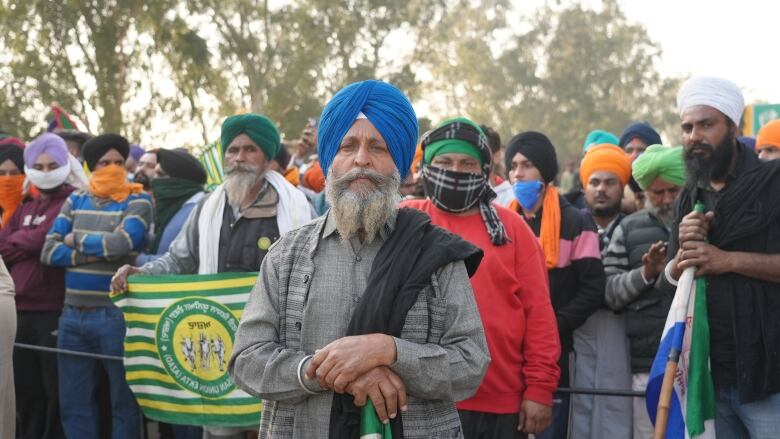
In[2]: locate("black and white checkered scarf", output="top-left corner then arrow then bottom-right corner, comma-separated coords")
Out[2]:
421,121 -> 509,246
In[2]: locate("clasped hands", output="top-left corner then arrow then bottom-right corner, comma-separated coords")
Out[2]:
671,210 -> 731,279
305,334 -> 407,424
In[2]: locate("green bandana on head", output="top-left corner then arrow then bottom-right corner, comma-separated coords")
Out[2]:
221,113 -> 281,161
423,117 -> 485,166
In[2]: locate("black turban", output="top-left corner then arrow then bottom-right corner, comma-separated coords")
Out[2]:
274,145 -> 291,170
0,144 -> 25,172
157,149 -> 207,185
82,133 -> 130,171
505,131 -> 559,183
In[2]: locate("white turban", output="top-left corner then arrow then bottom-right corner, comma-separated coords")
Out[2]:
677,76 -> 745,125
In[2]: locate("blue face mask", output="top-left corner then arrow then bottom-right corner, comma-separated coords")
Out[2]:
513,180 -> 544,210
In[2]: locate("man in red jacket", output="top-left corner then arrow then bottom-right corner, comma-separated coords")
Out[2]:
402,117 -> 560,438
0,133 -> 82,439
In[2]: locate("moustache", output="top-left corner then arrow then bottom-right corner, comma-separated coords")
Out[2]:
333,168 -> 388,187
226,163 -> 260,174
686,143 -> 713,156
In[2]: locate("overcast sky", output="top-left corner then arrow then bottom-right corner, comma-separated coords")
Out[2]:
514,0 -> 780,103
136,0 -> 780,146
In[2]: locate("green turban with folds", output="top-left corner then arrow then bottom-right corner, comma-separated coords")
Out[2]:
221,113 -> 281,160
423,117 -> 484,166
631,144 -> 686,190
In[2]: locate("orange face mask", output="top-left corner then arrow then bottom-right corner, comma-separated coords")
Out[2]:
0,174 -> 25,227
88,164 -> 144,202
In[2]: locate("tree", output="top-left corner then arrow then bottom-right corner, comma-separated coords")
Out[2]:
417,0 -> 681,163
0,0 -> 176,138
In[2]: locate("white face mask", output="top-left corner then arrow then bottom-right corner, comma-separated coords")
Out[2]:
24,162 -> 71,190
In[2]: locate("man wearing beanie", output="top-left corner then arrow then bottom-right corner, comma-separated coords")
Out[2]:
0,133 -> 81,438
505,131 -> 605,439
603,145 -> 683,438
228,81 -> 488,438
403,117 -> 560,438
112,114 -> 312,438
135,148 -> 207,266
41,133 -> 152,439
0,140 -> 26,229
654,76 -> 780,437
570,143 -> 633,439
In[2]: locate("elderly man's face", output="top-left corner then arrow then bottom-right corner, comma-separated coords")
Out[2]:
325,119 -> 401,242
224,134 -> 269,171
645,178 -> 680,224
585,171 -> 623,218
329,119 -> 398,191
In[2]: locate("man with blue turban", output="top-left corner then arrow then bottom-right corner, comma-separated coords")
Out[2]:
230,80 -> 490,439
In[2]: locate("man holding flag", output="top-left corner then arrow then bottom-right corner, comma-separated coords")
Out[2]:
647,76 -> 780,438
112,113 -> 313,438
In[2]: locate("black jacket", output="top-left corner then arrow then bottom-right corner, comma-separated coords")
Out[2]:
666,143 -> 780,403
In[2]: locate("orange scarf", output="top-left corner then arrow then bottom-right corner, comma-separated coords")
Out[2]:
0,174 -> 25,227
283,166 -> 300,187
509,185 -> 561,268
88,165 -> 143,202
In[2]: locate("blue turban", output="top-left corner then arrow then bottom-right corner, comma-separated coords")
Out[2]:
619,122 -> 662,149
317,80 -> 418,180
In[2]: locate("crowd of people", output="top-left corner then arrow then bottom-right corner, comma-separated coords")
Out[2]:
0,74 -> 779,439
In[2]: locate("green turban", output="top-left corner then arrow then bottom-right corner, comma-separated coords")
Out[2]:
221,113 -> 281,160
631,145 -> 686,190
423,117 -> 484,165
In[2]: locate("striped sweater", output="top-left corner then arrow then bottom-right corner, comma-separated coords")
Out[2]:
520,193 -> 605,352
42,190 -> 153,307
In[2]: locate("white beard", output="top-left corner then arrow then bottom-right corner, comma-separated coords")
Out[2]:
224,163 -> 264,207
325,167 -> 401,243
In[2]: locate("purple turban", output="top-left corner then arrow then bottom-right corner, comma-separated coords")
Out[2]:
24,133 -> 69,167
130,144 -> 145,161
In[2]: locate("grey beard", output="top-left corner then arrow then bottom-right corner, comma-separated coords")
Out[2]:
645,197 -> 675,227
325,167 -> 401,243
224,163 -> 264,207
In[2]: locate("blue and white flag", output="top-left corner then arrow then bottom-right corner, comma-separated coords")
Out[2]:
646,267 -> 716,438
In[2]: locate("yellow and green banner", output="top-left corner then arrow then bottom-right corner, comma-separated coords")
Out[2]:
196,141 -> 225,191
111,272 -> 261,427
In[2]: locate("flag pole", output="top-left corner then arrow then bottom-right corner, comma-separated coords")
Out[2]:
653,202 -> 705,439
653,342 -> 683,439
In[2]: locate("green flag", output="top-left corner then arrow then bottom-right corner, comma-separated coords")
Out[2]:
360,400 -> 393,439
111,272 -> 262,427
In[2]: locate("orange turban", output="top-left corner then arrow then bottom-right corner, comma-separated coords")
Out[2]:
303,161 -> 326,193
580,143 -> 632,187
757,119 -> 780,149
411,142 -> 423,174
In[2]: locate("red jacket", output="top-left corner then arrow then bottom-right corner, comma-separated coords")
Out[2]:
401,199 -> 561,412
0,185 -> 74,311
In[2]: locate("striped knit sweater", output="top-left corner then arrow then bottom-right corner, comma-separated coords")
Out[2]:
42,190 -> 153,307
521,193 -> 605,353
